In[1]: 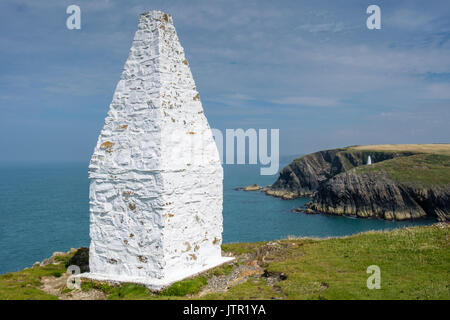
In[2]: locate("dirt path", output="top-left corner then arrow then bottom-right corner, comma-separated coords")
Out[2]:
40,273 -> 107,300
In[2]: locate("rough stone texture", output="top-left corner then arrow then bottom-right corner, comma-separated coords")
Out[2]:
309,170 -> 450,221
66,247 -> 90,273
266,147 -> 449,221
265,148 -> 404,199
85,11 -> 232,289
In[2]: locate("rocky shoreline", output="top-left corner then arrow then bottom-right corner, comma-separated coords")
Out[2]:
234,184 -> 310,200
239,145 -> 450,221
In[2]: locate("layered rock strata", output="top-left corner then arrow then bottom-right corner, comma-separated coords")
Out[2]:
309,170 -> 450,221
265,147 -> 449,221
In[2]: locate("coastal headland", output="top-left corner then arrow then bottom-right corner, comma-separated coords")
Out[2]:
261,144 -> 450,221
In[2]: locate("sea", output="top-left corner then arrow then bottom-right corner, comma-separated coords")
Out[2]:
0,160 -> 435,274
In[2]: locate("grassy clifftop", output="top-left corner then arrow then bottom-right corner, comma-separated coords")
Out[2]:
266,144 -> 450,200
264,143 -> 450,220
309,144 -> 450,220
1,224 -> 449,300
348,144 -> 450,156
350,144 -> 450,186
356,153 -> 450,186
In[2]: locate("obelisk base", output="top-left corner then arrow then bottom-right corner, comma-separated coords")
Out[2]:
77,256 -> 234,291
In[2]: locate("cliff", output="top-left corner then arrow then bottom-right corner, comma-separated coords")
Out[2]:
265,144 -> 450,221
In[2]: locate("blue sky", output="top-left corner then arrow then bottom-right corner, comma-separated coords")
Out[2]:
0,0 -> 449,163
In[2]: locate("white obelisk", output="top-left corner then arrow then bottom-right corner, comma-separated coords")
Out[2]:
84,11 -> 232,289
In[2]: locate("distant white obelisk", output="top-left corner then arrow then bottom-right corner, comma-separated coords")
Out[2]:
367,155 -> 372,165
84,11 -> 232,289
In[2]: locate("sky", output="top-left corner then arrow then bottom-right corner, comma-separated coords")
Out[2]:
0,0 -> 449,163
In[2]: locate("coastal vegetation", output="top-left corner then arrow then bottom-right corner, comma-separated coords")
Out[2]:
0,224 -> 448,300
355,153 -> 450,186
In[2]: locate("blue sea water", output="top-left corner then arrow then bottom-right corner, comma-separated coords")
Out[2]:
0,162 -> 435,274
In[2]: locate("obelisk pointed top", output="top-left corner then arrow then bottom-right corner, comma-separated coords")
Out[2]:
139,10 -> 172,23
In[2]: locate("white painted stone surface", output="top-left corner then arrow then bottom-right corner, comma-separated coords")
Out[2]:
84,11 -> 232,289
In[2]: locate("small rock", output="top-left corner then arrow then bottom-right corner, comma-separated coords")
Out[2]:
33,262 -> 41,268
265,271 -> 286,280
40,251 -> 67,266
66,247 -> 90,273
52,252 -> 66,257
235,184 -> 262,191
246,260 -> 259,267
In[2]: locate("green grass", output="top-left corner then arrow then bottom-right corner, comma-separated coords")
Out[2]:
79,275 -> 209,299
0,263 -> 66,300
0,250 -> 78,300
107,283 -> 152,300
211,263 -> 234,276
201,277 -> 283,300
357,153 -> 450,186
267,226 -> 449,299
80,280 -> 153,300
160,276 -> 208,297
348,144 -> 450,156
204,224 -> 449,300
1,225 -> 449,300
221,242 -> 260,255
81,280 -> 115,293
289,145 -> 450,187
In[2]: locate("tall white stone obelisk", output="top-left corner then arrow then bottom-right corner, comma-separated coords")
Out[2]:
84,11 -> 232,289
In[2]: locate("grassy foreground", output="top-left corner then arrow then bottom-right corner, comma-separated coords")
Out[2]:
0,224 -> 448,300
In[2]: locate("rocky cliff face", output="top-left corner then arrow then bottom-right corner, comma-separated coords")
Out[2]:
265,146 -> 449,221
309,170 -> 450,221
265,148 -> 404,199
266,149 -> 340,199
